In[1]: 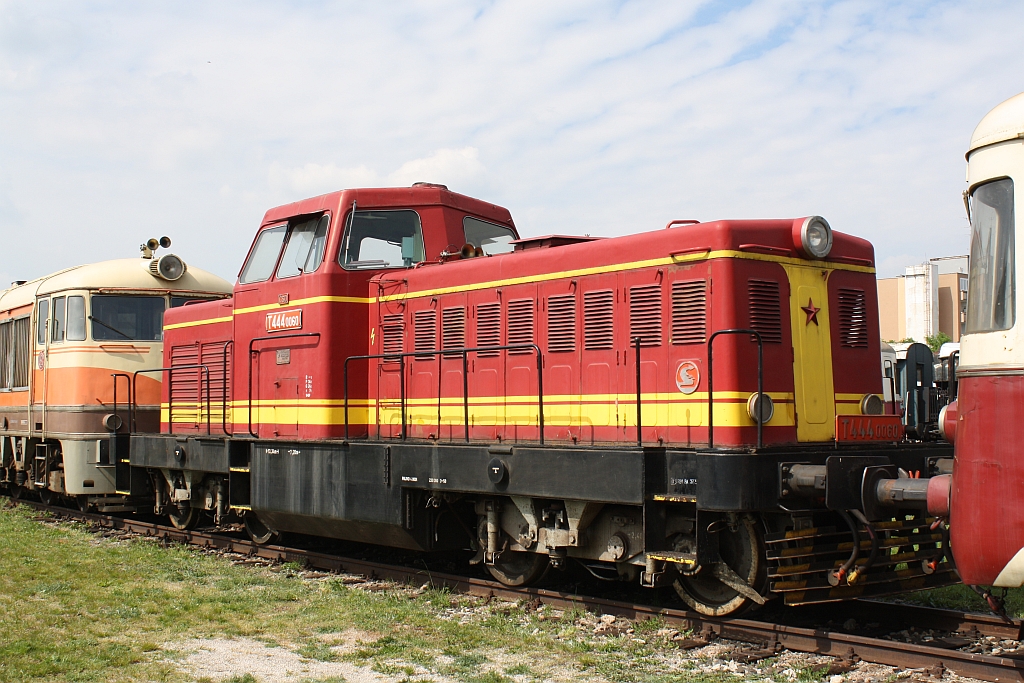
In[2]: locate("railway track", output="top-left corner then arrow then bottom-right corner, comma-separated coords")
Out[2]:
9,496 -> 1024,683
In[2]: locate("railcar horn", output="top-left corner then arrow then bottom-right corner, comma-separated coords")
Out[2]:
460,243 -> 482,258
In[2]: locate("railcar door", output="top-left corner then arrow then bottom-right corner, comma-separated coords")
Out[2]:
783,265 -> 836,441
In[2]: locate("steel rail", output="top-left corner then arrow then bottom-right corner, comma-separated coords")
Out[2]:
10,497 -> 1024,682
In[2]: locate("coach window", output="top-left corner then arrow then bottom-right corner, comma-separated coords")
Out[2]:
66,296 -> 86,342
36,299 -> 48,345
339,210 -> 425,269
277,214 -> 330,279
51,296 -> 66,343
966,178 -> 1015,333
464,217 -> 516,256
239,224 -> 288,284
91,296 -> 165,341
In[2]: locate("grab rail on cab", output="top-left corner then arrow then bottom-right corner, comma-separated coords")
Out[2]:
707,329 -> 765,450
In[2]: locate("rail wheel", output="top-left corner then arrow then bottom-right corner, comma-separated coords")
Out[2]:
167,506 -> 200,530
38,488 -> 57,506
9,483 -> 24,500
487,551 -> 549,587
244,513 -> 280,545
674,514 -> 767,617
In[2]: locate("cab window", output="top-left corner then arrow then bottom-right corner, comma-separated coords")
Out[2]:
66,296 -> 86,342
464,217 -> 516,255
91,296 -> 165,341
239,225 -> 288,284
278,214 -> 330,278
51,296 -> 66,343
966,178 -> 1015,333
36,299 -> 48,345
339,210 -> 425,269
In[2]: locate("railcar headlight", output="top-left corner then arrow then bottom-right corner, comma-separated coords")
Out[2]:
795,216 -> 833,259
149,254 -> 187,281
860,394 -> 884,415
747,392 -> 774,424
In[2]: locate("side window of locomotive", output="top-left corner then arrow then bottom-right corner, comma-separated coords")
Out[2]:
91,296 -> 166,341
36,299 -> 48,345
51,296 -> 66,343
966,178 -> 1015,333
339,210 -> 425,269
239,224 -> 288,284
66,296 -> 86,342
464,217 -> 516,256
277,214 -> 330,279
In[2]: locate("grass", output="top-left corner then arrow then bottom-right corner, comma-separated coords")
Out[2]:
0,500 -> 969,682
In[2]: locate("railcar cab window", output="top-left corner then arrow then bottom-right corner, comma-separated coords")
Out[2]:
339,210 -> 425,269
90,296 -> 165,341
239,224 -> 288,284
51,296 -> 66,343
464,217 -> 516,256
66,296 -> 86,342
966,178 -> 1015,333
277,214 -> 330,279
36,299 -> 48,345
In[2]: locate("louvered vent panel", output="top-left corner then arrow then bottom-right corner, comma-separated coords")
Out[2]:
838,288 -> 869,348
583,290 -> 615,350
547,294 -> 576,353
748,280 -> 783,344
671,280 -> 707,344
414,309 -> 437,358
0,321 -> 11,389
200,342 -> 231,425
507,299 -> 535,354
382,313 -> 405,356
442,307 -> 466,358
629,284 -> 662,347
476,303 -> 501,357
170,343 -> 200,422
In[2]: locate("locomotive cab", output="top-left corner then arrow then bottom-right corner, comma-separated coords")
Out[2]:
950,91 -> 1024,587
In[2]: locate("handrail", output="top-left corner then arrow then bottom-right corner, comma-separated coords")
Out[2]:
247,333 -> 321,438
633,337 -> 643,447
110,372 -> 131,432
131,365 -> 210,435
707,329 -> 764,450
217,340 -> 234,435
344,343 -> 544,445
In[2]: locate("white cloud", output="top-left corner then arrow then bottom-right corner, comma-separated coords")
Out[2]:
388,147 -> 484,187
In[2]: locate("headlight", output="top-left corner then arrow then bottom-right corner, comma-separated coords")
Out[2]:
795,216 -> 833,259
747,392 -> 774,424
149,254 -> 187,281
860,394 -> 884,415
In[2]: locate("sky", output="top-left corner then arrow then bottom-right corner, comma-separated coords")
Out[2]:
1,0 -> 1022,287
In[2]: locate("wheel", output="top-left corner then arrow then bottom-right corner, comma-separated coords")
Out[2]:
674,514 -> 766,617
77,495 -> 91,511
244,513 -> 280,545
38,488 -> 57,506
486,551 -> 550,587
167,506 -> 200,530
9,483 -> 24,500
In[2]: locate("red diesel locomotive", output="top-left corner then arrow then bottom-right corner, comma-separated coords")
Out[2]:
117,183 -> 955,616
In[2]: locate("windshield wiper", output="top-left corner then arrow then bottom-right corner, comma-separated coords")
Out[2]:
88,315 -> 133,340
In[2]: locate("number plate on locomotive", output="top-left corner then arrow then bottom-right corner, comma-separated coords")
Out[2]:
835,415 -> 904,442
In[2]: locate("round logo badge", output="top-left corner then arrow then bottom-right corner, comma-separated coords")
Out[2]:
675,360 -> 700,394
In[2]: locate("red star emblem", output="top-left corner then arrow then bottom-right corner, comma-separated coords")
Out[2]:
801,298 -> 820,326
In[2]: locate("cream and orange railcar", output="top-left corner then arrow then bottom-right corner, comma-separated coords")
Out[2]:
0,244 -> 230,508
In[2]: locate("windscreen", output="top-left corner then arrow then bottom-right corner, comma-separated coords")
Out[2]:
239,225 -> 287,284
464,217 -> 516,255
91,296 -> 166,341
966,178 -> 1015,333
339,210 -> 424,269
